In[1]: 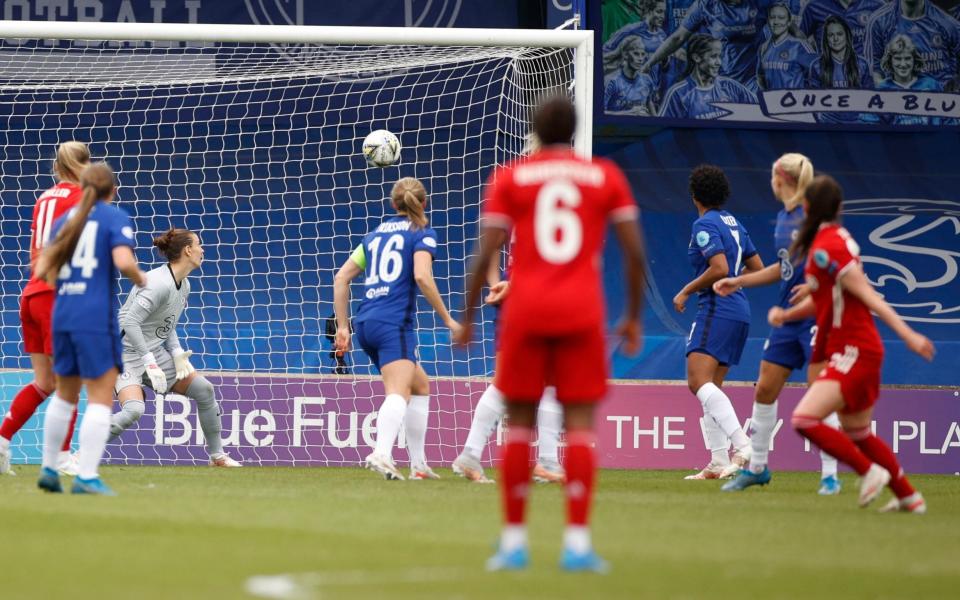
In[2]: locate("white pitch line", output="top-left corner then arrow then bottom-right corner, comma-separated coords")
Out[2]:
245,567 -> 467,599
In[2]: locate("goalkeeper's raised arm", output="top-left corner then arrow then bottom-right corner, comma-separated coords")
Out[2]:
112,228 -> 240,468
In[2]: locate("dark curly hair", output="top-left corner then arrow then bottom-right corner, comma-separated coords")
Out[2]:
689,164 -> 730,208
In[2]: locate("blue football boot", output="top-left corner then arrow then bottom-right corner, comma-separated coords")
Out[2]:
71,477 -> 117,496
560,548 -> 610,574
485,545 -> 529,571
37,466 -> 62,493
721,467 -> 772,491
818,474 -> 842,496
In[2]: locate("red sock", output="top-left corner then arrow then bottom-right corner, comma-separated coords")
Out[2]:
0,382 -> 49,441
848,428 -> 916,499
62,406 -> 79,452
792,414 -> 872,475
501,426 -> 533,525
564,430 -> 596,527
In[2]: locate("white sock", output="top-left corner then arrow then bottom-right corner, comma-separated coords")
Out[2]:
563,525 -> 592,554
536,386 -> 563,466
0,436 -> 10,451
750,401 -> 778,473
701,414 -> 730,465
404,395 -> 429,467
78,403 -> 112,480
500,525 -> 528,552
42,395 -> 74,470
697,383 -> 749,450
820,412 -> 840,478
462,384 -> 505,460
374,394 -> 407,458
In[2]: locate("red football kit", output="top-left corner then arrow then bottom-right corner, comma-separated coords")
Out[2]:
20,182 -> 83,354
805,224 -> 884,413
482,148 -> 638,402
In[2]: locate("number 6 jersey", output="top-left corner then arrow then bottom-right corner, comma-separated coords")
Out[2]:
351,217 -> 438,327
482,147 -> 638,334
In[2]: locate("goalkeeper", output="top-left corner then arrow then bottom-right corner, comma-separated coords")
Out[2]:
111,228 -> 240,467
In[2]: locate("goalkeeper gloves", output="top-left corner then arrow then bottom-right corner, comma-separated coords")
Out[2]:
172,348 -> 196,381
141,352 -> 168,393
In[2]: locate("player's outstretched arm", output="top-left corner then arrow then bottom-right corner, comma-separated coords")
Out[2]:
456,226 -> 508,345
839,264 -> 936,361
673,253 -> 728,313
714,263 -> 780,296
769,296 -> 815,327
333,254 -> 363,354
413,251 -> 460,337
613,219 -> 646,355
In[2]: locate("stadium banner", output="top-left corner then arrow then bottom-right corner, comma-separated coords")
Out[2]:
592,0 -> 960,129
4,372 -> 956,474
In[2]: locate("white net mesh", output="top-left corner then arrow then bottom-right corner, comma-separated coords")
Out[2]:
0,35 -> 577,466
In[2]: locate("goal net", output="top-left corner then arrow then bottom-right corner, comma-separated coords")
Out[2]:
0,23 -> 591,467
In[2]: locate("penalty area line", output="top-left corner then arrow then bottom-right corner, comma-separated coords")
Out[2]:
245,567 -> 467,599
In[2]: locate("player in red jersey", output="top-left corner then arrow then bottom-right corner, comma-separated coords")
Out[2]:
769,175 -> 935,513
0,142 -> 90,476
455,97 -> 646,572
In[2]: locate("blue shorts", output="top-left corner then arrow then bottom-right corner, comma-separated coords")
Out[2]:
355,319 -> 417,371
685,313 -> 749,367
761,320 -> 815,371
53,330 -> 123,379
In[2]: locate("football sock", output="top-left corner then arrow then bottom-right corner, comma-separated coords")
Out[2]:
749,401 -> 777,473
62,404 -> 78,452
186,376 -> 224,455
563,526 -> 592,554
374,394 -> 407,458
501,426 -> 533,526
109,399 -> 145,441
41,395 -> 74,471
500,525 -> 528,553
564,430 -> 596,527
463,384 -> 505,460
536,386 -> 562,466
792,414 -> 871,475
78,403 -> 112,480
820,412 -> 840,478
697,382 -> 749,450
704,415 -> 730,465
404,394 -> 429,467
848,427 -> 916,499
0,382 -> 49,441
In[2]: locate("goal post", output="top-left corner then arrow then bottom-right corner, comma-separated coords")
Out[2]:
0,20 -> 592,467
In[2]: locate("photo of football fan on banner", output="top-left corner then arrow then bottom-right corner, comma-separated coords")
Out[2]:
600,0 -> 960,127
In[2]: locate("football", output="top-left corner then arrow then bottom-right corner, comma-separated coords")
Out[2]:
362,129 -> 401,167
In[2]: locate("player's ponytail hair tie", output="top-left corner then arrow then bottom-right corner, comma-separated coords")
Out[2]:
391,177 -> 428,229
154,228 -> 196,262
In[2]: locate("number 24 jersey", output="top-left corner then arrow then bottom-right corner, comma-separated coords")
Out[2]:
482,148 -> 639,334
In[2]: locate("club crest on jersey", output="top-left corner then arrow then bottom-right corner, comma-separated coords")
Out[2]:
696,231 -> 710,247
422,237 -> 437,248
122,226 -> 134,239
813,249 -> 830,268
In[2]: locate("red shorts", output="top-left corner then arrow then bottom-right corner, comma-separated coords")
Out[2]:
495,325 -> 608,403
817,344 -> 882,414
20,291 -> 55,355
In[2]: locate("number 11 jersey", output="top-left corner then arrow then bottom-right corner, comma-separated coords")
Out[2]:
352,217 -> 438,327
483,147 -> 638,335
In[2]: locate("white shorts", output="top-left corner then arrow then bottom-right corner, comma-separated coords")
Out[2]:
115,347 -> 178,394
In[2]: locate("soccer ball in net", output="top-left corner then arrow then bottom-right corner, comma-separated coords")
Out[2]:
362,129 -> 401,167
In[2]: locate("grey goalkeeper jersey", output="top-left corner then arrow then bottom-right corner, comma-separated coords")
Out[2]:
118,265 -> 190,356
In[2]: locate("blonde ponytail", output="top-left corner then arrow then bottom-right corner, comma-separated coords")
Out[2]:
773,152 -> 813,210
390,177 -> 428,229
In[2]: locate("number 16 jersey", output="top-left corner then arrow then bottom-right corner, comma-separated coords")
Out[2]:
352,217 -> 438,327
483,148 -> 639,335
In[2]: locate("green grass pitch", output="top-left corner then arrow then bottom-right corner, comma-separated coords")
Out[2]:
2,467 -> 959,599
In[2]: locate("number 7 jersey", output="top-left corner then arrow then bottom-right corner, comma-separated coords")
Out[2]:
482,148 -> 639,334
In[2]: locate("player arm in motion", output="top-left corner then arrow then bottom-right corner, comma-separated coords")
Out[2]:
673,253 -> 729,313
333,248 -> 365,354
643,26 -> 690,73
484,239 -> 509,305
714,262 -> 780,296
835,265 -> 935,360
414,251 -> 461,336
612,218 -> 647,354
769,295 -> 816,327
455,226 -> 509,345
118,280 -> 170,392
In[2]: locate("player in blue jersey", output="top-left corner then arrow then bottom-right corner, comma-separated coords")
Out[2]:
334,177 -> 460,481
712,153 -> 843,494
660,35 -> 757,119
866,0 -> 960,88
673,165 -> 763,480
799,0 -> 885,56
758,3 -> 818,90
807,16 -> 875,123
604,1 -> 684,96
644,0 -> 770,90
604,37 -> 659,115
876,34 -> 943,126
33,163 -> 146,496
